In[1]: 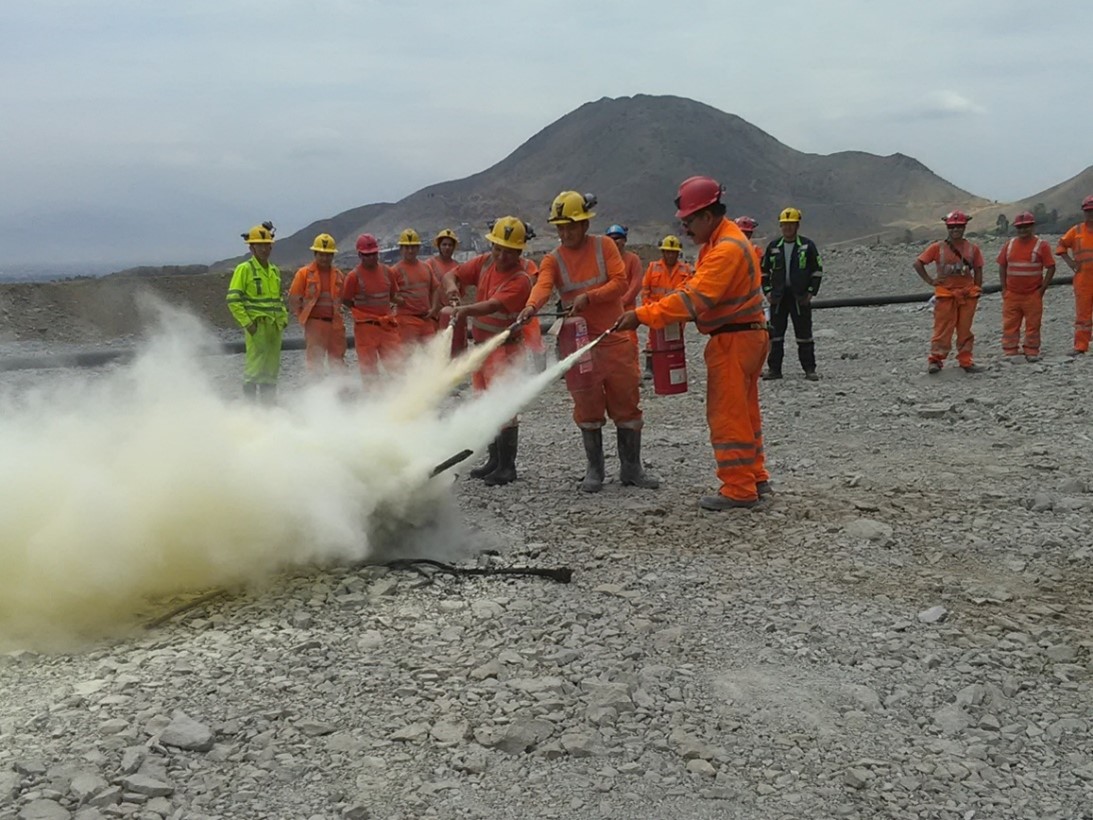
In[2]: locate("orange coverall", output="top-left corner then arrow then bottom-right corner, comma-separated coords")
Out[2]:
618,250 -> 644,350
1057,224 -> 1093,352
392,259 -> 439,343
342,263 -> 401,374
453,256 -> 534,416
636,218 -> 768,502
998,236 -> 1054,357
288,263 -> 347,372
918,239 -> 985,368
641,258 -> 693,349
527,235 -> 640,430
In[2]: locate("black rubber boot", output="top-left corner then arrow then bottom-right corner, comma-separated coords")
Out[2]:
469,439 -> 499,479
483,427 -> 518,486
643,353 -> 654,381
580,429 -> 605,493
617,428 -> 660,489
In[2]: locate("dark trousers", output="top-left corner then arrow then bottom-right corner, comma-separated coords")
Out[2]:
767,295 -> 816,374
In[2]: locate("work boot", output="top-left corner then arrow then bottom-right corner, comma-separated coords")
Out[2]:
469,439 -> 499,479
1025,354 -> 1041,363
483,427 -> 518,486
258,383 -> 277,405
698,494 -> 758,511
617,428 -> 660,489
243,382 -> 259,400
927,362 -> 942,374
1069,348 -> 1086,357
961,364 -> 984,374
804,370 -> 820,381
761,370 -> 782,381
643,353 -> 654,381
757,480 -> 774,497
580,429 -> 605,493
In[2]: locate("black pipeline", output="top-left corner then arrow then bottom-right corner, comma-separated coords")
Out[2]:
0,276 -> 1077,372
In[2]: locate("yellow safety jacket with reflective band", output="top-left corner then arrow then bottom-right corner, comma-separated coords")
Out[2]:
227,257 -> 288,328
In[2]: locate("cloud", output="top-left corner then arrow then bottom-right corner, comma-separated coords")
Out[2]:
915,90 -> 987,119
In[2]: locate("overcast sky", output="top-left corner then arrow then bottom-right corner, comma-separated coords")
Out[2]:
1,0 -> 1089,267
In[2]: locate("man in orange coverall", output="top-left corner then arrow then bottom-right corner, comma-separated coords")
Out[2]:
1056,195 -> 1093,355
288,233 -> 347,373
734,216 -> 764,268
440,216 -> 536,486
605,224 -> 644,363
516,191 -> 658,493
391,229 -> 439,344
617,176 -> 770,511
640,234 -> 693,379
998,211 -> 1055,361
341,234 -> 400,375
913,211 -> 985,374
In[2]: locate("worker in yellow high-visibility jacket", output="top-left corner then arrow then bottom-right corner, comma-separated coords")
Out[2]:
226,223 -> 289,402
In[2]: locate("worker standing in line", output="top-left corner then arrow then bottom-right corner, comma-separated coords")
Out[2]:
440,217 -> 536,486
616,176 -> 770,510
913,211 -> 985,374
288,233 -> 347,373
428,228 -> 461,316
391,229 -> 439,344
516,191 -> 658,493
734,216 -> 764,269
341,234 -> 401,376
227,222 -> 289,402
998,211 -> 1055,362
640,235 -> 692,379
605,224 -> 644,366
1055,195 -> 1093,356
760,207 -> 823,381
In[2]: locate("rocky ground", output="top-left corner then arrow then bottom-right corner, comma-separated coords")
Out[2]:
1,240 -> 1091,820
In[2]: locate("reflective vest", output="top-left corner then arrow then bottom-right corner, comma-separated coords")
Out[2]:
348,264 -> 396,321
226,258 -> 287,328
1064,225 -> 1093,272
544,237 -> 608,305
935,240 -> 977,281
296,264 -> 345,324
468,258 -> 533,335
1003,237 -> 1049,292
392,260 -> 437,317
645,260 -> 692,301
684,236 -> 766,334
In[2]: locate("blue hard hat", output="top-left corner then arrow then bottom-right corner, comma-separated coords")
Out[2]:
605,224 -> 628,237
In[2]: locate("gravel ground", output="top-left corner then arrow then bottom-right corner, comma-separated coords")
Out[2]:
1,240 -> 1091,820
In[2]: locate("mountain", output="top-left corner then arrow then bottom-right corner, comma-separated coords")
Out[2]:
964,164 -> 1093,233
211,95 -> 995,271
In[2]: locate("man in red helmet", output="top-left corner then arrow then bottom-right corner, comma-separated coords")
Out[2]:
1055,195 -> 1093,355
998,212 -> 1055,361
617,176 -> 770,511
516,191 -> 658,493
341,234 -> 401,375
734,216 -> 764,269
913,211 -> 985,374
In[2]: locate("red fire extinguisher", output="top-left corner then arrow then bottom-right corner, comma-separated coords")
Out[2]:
650,323 -> 688,395
558,316 -> 596,391
438,310 -> 468,357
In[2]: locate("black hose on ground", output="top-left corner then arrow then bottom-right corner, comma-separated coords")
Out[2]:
810,274 -> 1074,309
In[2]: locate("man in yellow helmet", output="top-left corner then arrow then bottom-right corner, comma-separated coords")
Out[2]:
429,228 -> 464,344
760,207 -> 823,381
392,229 -> 440,344
227,222 -> 289,402
440,217 -> 536,486
288,233 -> 347,374
517,191 -> 658,493
640,235 -> 693,378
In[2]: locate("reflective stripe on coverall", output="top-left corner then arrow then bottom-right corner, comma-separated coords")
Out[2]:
392,259 -> 439,344
528,235 -> 640,430
999,237 -> 1051,357
227,257 -> 288,385
918,239 -> 984,367
289,263 -> 347,371
1057,224 -> 1093,352
640,258 -> 693,350
635,218 -> 768,502
343,264 -> 401,374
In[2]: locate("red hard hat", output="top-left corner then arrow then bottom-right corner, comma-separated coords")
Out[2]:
1082,195 -> 1093,211
355,233 -> 379,253
675,176 -> 724,219
943,210 -> 971,226
734,216 -> 758,231
1012,211 -> 1036,227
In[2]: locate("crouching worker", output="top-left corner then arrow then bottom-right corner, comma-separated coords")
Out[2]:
441,216 -> 536,486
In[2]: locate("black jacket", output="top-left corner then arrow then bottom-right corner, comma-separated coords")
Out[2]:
761,236 -> 823,299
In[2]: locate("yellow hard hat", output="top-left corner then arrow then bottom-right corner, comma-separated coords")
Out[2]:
659,235 -> 683,252
548,191 -> 597,224
310,233 -> 337,253
241,224 -> 274,244
485,216 -> 529,250
397,228 -> 422,246
779,207 -> 803,224
434,228 -> 459,248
